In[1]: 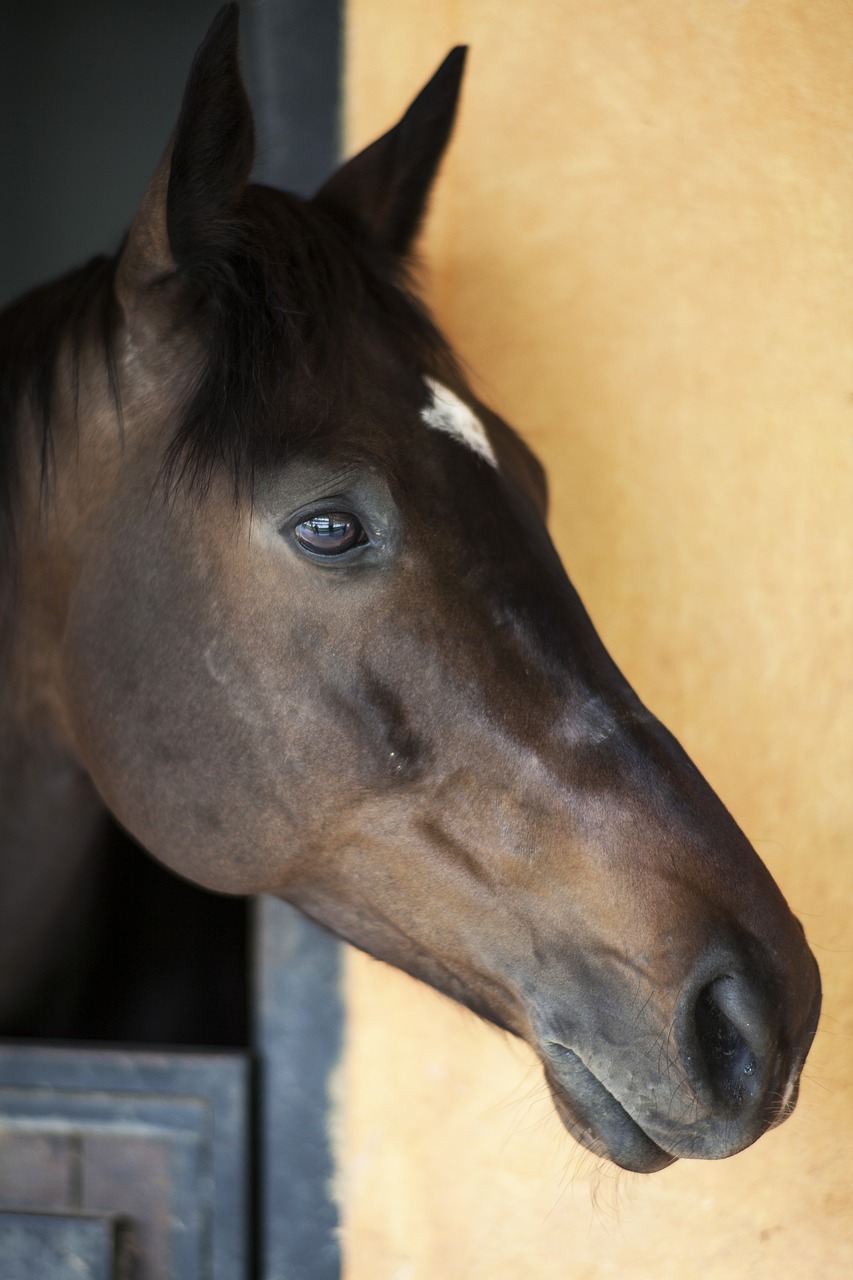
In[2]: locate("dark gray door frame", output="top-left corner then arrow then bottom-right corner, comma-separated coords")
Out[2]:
244,4 -> 347,1276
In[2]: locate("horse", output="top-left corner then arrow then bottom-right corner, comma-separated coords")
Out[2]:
0,4 -> 820,1174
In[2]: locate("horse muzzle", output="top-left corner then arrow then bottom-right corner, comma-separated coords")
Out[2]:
535,947 -> 822,1173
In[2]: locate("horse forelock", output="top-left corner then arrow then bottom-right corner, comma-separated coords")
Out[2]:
0,181 -> 461,556
157,183 -> 463,495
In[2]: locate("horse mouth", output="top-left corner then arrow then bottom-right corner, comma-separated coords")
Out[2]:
542,1045 -> 676,1174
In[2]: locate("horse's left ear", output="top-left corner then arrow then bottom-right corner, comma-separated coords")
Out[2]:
116,4 -> 254,307
314,47 -> 467,258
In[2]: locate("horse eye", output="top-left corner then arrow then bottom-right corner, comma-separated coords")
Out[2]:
294,512 -> 368,556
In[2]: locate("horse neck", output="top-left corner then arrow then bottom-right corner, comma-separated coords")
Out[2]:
3,306 -> 138,738
2,422 -> 77,746
0,392 -> 109,1026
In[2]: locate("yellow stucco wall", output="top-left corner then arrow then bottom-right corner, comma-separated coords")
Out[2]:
337,3 -> 853,1275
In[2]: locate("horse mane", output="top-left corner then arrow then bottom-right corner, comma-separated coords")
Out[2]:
0,183 -> 459,568
0,255 -> 119,564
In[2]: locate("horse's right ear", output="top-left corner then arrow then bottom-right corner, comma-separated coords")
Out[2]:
116,4 -> 254,312
314,47 -> 467,259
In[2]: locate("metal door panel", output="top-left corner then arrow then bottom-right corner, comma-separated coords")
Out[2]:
0,1046 -> 249,1280
0,1210 -> 133,1280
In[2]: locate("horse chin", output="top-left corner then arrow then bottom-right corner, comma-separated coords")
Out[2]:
542,1051 -> 676,1174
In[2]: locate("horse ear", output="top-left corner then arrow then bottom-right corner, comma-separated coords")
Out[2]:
314,47 -> 467,258
116,4 -> 254,307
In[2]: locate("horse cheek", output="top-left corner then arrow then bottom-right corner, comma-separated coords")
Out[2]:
58,540 -> 292,896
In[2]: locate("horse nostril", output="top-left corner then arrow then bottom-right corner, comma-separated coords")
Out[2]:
694,975 -> 762,1106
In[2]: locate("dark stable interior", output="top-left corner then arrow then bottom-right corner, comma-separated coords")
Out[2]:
2,821 -> 251,1048
0,0 -> 329,1057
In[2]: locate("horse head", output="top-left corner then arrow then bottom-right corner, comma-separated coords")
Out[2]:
9,6 -> 819,1172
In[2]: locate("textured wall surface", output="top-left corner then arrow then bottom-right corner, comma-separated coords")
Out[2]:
337,2 -> 853,1276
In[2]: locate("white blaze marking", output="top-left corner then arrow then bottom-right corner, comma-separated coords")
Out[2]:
421,378 -> 497,468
